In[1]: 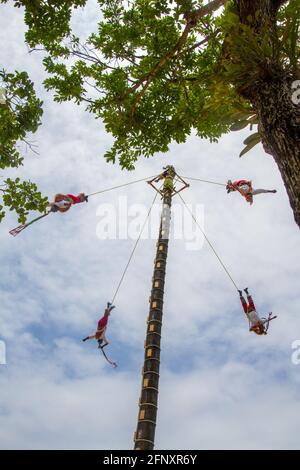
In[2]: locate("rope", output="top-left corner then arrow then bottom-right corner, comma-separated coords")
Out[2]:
9,175 -> 155,236
178,193 -> 239,290
100,345 -> 117,368
180,176 -> 226,187
111,192 -> 159,304
87,176 -> 154,198
9,211 -> 51,237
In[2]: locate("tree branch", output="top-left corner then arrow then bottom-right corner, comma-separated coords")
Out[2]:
81,96 -> 95,104
184,0 -> 228,26
22,138 -> 40,155
124,0 -> 228,113
185,28 -> 221,53
128,22 -> 192,102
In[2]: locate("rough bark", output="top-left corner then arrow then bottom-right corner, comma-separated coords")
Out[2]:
253,72 -> 300,226
235,0 -> 300,227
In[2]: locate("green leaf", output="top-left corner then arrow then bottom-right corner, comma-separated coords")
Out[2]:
230,120 -> 249,131
2,0 -> 297,176
239,137 -> 261,157
243,132 -> 261,146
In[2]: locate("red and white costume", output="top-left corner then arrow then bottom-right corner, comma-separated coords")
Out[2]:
239,293 -> 264,334
50,193 -> 86,213
227,180 -> 276,205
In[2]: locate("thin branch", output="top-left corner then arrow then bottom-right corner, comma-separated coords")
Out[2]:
184,0 -> 228,25
82,42 -> 100,61
22,139 -> 40,155
71,49 -> 99,64
81,97 -> 95,104
126,21 -> 192,105
178,63 -> 190,104
184,28 -> 221,54
28,47 -> 45,53
122,55 -> 137,66
125,0 -> 228,113
70,48 -> 119,71
83,79 -> 103,93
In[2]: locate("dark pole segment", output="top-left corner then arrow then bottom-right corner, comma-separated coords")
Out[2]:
134,167 -> 175,450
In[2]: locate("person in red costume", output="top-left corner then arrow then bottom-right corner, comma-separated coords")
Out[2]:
226,180 -> 276,205
238,288 -> 266,335
48,192 -> 88,213
82,303 -> 115,348
9,192 -> 88,237
238,288 -> 277,335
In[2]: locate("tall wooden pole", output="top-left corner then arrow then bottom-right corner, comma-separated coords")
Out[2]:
134,166 -> 176,450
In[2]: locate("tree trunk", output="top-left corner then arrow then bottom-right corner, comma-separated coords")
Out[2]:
234,0 -> 300,228
253,72 -> 300,227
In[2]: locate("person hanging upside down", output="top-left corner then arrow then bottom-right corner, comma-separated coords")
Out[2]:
238,288 -> 276,335
82,302 -> 115,348
48,192 -> 88,213
226,180 -> 276,205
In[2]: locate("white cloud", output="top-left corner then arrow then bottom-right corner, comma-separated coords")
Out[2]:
0,1 -> 300,450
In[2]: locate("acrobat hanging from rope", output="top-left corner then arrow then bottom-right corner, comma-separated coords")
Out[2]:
238,288 -> 277,335
9,192 -> 88,236
82,302 -> 117,367
226,180 -> 277,205
48,192 -> 88,213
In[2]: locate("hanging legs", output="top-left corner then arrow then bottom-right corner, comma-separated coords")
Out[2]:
238,288 -> 256,312
238,290 -> 248,313
238,288 -> 265,335
252,189 -> 277,196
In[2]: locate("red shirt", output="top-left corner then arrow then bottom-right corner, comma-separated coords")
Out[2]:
97,315 -> 109,331
233,180 -> 250,188
66,194 -> 82,204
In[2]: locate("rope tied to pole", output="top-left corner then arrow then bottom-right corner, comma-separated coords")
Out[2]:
9,175 -> 155,236
178,193 -> 239,290
180,176 -> 226,187
110,191 -> 159,305
87,176 -> 155,198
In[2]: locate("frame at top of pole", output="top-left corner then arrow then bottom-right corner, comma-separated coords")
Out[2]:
147,166 -> 189,197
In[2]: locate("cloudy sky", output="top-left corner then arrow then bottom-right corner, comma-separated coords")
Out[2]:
1,1 -> 300,450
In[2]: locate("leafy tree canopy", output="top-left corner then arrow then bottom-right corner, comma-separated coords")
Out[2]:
2,0 -> 297,170
0,68 -> 47,223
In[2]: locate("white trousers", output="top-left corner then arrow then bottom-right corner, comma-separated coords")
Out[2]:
252,189 -> 272,196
